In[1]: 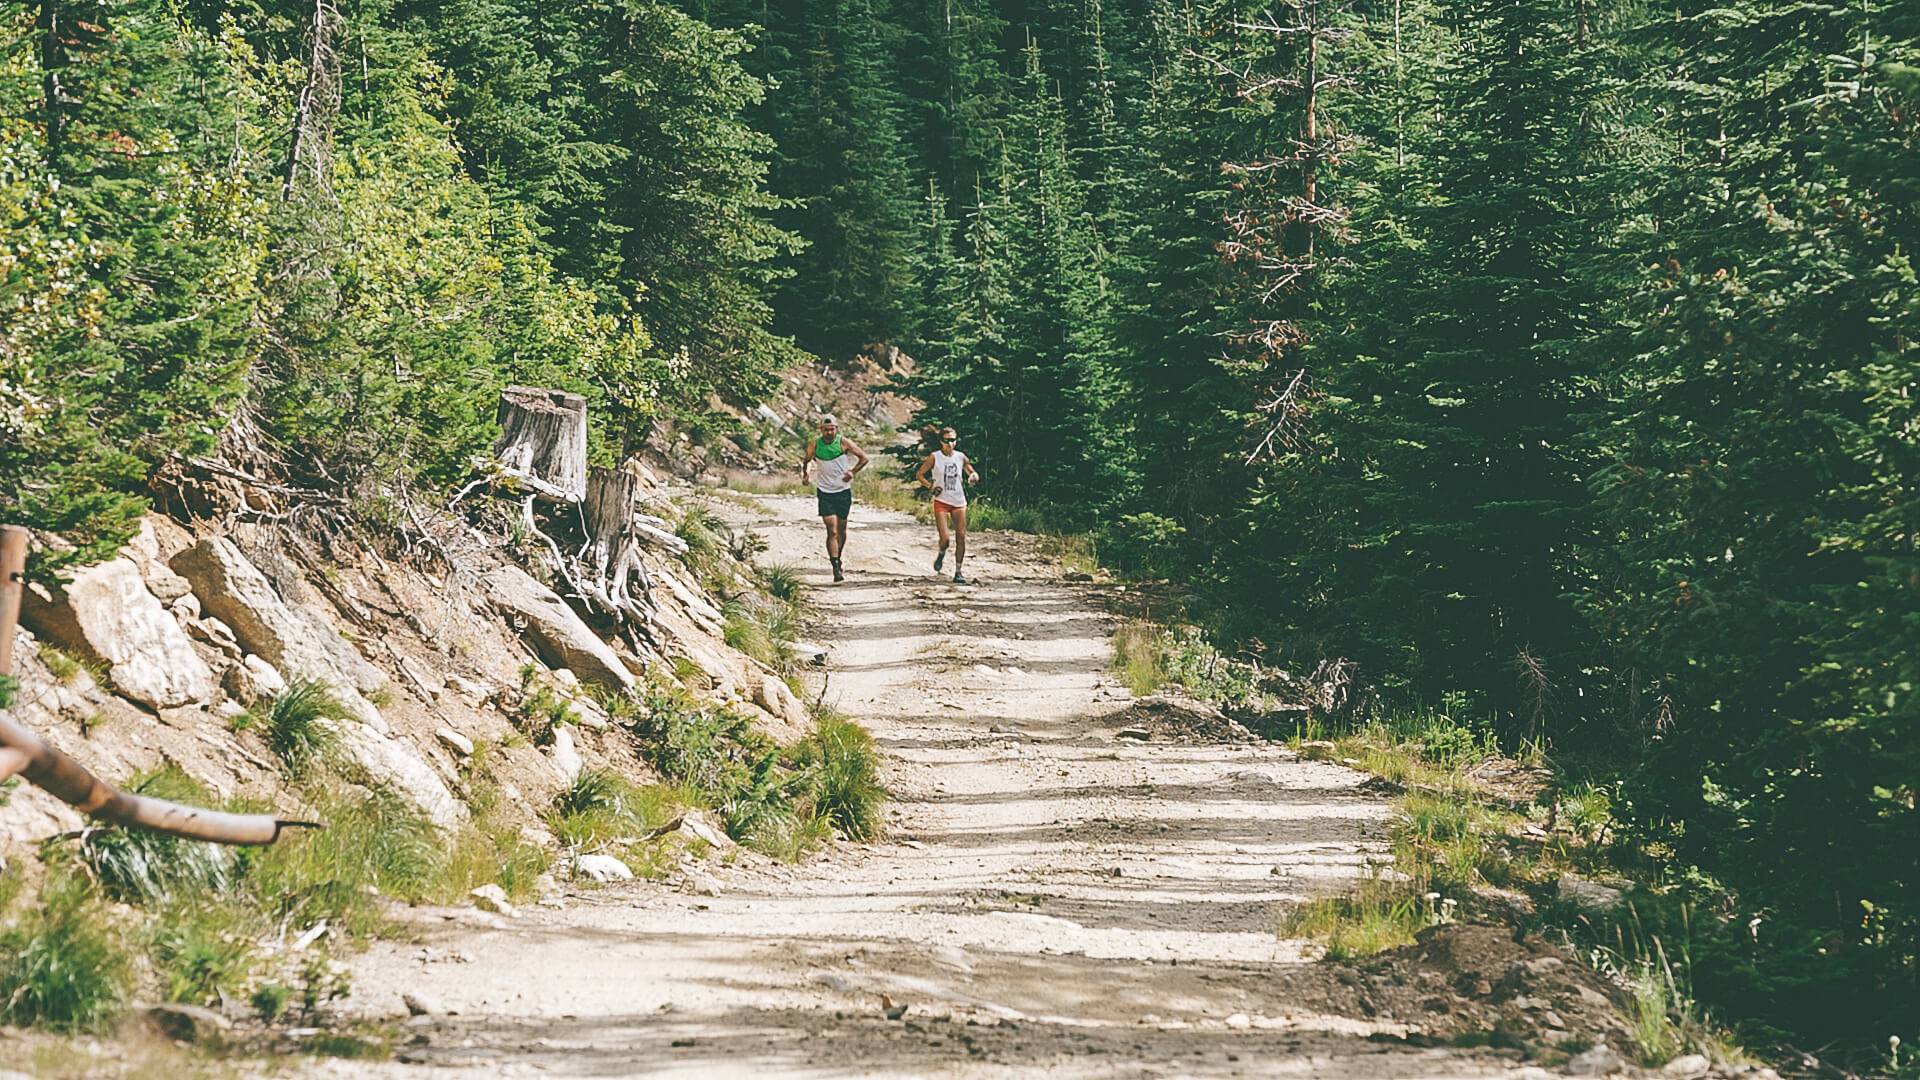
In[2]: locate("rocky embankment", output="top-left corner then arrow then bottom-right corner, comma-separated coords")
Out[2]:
1,464 -> 806,863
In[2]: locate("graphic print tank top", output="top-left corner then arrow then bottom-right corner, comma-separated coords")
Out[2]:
931,449 -> 968,507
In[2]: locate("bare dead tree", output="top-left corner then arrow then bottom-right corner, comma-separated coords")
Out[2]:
283,0 -> 342,202
1209,0 -> 1357,462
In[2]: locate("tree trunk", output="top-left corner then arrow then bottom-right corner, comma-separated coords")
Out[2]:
494,387 -> 588,501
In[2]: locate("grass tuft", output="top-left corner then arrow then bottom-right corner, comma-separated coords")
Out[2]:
253,679 -> 349,774
0,873 -> 132,1031
759,562 -> 806,604
787,711 -> 886,841
75,766 -> 234,904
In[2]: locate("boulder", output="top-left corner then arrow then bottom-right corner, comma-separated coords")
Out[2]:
1567,1042 -> 1626,1076
19,558 -> 215,710
1662,1054 -> 1711,1076
572,853 -> 635,882
224,654 -> 287,706
328,721 -> 464,830
548,724 -> 583,782
171,538 -> 387,701
480,565 -> 635,693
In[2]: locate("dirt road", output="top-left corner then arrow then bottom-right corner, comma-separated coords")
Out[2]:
334,494 -> 1540,1078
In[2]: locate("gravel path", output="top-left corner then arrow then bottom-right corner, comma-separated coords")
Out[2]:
330,494 -> 1542,1078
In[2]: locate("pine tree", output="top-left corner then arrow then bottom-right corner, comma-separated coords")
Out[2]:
1,0 -> 266,570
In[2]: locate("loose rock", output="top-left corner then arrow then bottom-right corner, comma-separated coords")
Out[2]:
470,883 -> 516,916
480,565 -> 636,693
1567,1042 -> 1626,1076
1557,874 -> 1626,913
435,727 -> 476,757
142,1002 -> 233,1044
1663,1054 -> 1711,1076
573,854 -> 635,882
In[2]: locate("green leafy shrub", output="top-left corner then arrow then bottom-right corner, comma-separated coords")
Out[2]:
1097,512 -> 1186,578
0,874 -> 132,1031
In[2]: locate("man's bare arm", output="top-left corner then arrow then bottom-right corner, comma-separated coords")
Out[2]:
800,438 -> 815,482
846,439 -> 871,475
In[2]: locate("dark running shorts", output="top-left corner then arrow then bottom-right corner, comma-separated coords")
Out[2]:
816,488 -> 852,519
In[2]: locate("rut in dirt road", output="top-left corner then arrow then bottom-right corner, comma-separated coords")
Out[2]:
332,494 -> 1543,1079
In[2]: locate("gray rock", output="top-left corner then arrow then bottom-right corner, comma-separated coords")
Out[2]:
793,640 -> 829,666
20,558 -> 216,709
1568,1042 -> 1627,1076
171,538 -> 388,729
548,724 -> 583,782
1558,873 -> 1626,913
674,809 -> 735,850
401,993 -> 436,1017
572,853 -> 634,882
754,673 -> 809,728
1663,1054 -> 1712,1076
683,868 -> 723,896
480,565 -> 635,693
142,1001 -> 233,1043
187,615 -> 244,658
469,883 -> 516,916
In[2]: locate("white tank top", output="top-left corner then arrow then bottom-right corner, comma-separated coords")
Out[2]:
931,450 -> 968,506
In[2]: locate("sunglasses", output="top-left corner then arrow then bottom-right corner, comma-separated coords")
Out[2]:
941,436 -> 957,443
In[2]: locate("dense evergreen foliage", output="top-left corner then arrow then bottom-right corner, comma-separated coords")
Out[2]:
3,0 -> 1914,1060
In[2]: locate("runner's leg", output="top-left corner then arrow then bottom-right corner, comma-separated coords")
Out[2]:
934,505 -> 951,572
822,515 -> 842,561
952,505 -> 969,578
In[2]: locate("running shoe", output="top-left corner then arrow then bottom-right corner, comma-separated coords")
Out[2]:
934,550 -> 945,573
831,558 -> 844,583
952,572 -> 969,585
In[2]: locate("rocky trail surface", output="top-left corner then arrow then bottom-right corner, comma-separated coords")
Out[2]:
331,494 -> 1547,1079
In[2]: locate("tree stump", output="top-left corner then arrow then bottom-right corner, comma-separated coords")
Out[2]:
493,387 -> 587,501
580,465 -> 657,625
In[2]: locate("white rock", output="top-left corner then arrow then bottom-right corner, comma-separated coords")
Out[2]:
755,674 -> 809,728
19,558 -> 216,710
169,593 -> 202,621
1567,1042 -> 1626,1076
548,725 -> 583,782
480,565 -> 635,693
435,727 -> 475,757
213,700 -> 249,721
1225,1012 -> 1252,1030
793,640 -> 828,666
683,868 -> 723,897
469,883 -> 515,916
224,654 -> 288,706
329,721 -> 465,830
675,809 -> 734,850
572,853 -> 634,882
1662,1055 -> 1711,1076
443,673 -> 492,701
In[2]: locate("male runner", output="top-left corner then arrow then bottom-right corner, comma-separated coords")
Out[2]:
801,414 -> 868,582
914,427 -> 980,584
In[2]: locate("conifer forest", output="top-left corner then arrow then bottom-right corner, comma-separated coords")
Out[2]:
2,0 -> 1917,1070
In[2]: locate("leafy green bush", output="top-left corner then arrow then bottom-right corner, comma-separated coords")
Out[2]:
0,874 -> 132,1031
1097,512 -> 1187,578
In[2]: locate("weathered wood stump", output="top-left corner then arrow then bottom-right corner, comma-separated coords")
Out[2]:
494,387 -> 588,501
